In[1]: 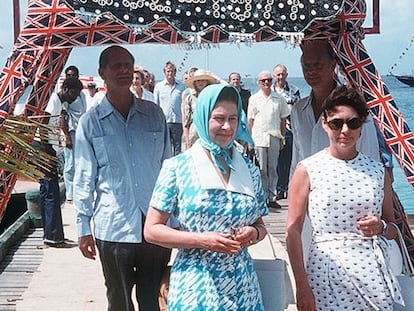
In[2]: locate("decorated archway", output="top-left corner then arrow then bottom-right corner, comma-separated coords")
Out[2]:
1,0 -> 413,253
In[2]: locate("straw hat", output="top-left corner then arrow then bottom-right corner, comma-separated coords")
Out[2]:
185,69 -> 218,89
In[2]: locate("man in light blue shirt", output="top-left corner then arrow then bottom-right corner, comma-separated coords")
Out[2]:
153,61 -> 186,155
74,45 -> 171,311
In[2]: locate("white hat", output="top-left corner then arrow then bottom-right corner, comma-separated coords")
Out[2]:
185,69 -> 218,89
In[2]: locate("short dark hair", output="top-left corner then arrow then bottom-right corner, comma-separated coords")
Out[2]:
322,86 -> 369,121
65,65 -> 79,77
62,77 -> 83,90
300,39 -> 336,64
133,69 -> 145,80
228,72 -> 241,81
164,61 -> 176,72
99,45 -> 134,68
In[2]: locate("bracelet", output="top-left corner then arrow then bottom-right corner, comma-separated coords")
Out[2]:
381,220 -> 388,235
251,224 -> 260,242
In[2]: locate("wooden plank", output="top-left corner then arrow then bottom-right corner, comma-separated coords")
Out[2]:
263,201 -> 289,248
1,261 -> 41,272
0,228 -> 44,311
0,275 -> 33,285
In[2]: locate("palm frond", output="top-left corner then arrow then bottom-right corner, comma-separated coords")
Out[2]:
0,115 -> 60,181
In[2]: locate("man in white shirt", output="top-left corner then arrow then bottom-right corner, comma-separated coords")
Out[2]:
47,74 -> 86,203
248,70 -> 290,208
37,76 -> 83,246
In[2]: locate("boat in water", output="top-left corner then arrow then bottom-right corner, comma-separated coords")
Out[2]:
388,34 -> 414,87
394,74 -> 414,87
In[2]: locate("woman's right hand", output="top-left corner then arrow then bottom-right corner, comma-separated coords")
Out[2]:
296,283 -> 316,311
201,232 -> 241,254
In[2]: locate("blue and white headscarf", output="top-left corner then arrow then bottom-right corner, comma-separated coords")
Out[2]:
193,84 -> 254,173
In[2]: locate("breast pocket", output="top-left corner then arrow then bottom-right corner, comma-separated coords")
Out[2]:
142,130 -> 165,162
92,136 -> 110,168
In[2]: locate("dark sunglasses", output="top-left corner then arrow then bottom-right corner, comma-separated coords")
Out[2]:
327,117 -> 364,130
260,78 -> 272,83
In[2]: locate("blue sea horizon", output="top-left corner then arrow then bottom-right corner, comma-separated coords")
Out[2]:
241,75 -> 413,214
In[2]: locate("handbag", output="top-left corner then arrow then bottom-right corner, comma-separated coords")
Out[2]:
392,222 -> 414,311
379,235 -> 403,276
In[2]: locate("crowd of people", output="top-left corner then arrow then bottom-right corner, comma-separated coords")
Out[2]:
36,41 -> 405,310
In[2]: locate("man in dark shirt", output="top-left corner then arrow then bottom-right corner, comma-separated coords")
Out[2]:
228,72 -> 251,114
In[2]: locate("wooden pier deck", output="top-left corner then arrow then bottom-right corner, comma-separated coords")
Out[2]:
0,192 -> 292,311
0,228 -> 43,311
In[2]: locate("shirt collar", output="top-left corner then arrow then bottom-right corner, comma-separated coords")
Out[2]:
259,89 -> 271,98
191,141 -> 255,197
162,78 -> 178,86
302,93 -> 313,111
303,83 -> 338,112
96,94 -> 152,119
273,82 -> 290,92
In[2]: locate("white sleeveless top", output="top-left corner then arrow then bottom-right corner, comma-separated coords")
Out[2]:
300,149 -> 403,310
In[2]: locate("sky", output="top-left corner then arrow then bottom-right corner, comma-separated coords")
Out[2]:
1,1 -> 414,80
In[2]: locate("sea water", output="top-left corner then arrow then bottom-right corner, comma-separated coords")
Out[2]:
241,75 -> 414,214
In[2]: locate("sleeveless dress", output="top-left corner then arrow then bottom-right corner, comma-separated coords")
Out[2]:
150,142 -> 268,310
301,149 -> 403,310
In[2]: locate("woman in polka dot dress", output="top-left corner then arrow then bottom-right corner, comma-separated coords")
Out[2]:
286,86 -> 404,311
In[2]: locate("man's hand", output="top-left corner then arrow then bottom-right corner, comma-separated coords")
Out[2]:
78,235 -> 96,260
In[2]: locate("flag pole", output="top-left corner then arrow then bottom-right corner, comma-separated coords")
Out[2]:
13,0 -> 20,42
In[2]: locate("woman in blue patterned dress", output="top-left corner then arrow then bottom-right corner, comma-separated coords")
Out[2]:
286,86 -> 404,311
145,84 -> 268,310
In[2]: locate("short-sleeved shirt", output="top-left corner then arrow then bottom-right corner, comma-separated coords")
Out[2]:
45,93 -> 83,150
153,79 -> 185,123
247,90 -> 290,147
46,92 -> 86,132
